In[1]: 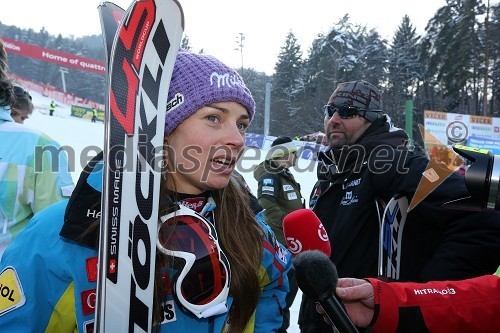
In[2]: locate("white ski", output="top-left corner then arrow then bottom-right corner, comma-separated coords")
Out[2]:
378,195 -> 408,280
95,1 -> 184,332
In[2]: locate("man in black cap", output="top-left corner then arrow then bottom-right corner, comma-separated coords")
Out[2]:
299,80 -> 500,332
254,136 -> 304,333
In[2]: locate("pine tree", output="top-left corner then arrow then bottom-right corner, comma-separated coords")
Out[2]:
300,15 -> 388,136
386,15 -> 421,127
271,31 -> 303,136
356,29 -> 388,87
301,15 -> 361,135
181,35 -> 191,50
490,2 -> 500,115
424,0 -> 484,114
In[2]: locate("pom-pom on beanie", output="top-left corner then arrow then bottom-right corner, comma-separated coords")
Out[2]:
165,50 -> 255,135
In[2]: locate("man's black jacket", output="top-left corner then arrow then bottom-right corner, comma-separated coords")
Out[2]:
299,117 -> 500,332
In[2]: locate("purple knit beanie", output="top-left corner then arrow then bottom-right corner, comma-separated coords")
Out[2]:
165,50 -> 255,135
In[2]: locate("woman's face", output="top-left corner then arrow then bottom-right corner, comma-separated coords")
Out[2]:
165,101 -> 249,194
11,108 -> 31,124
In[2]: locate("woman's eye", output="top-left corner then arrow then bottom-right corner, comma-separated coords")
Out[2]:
206,115 -> 219,123
237,122 -> 248,131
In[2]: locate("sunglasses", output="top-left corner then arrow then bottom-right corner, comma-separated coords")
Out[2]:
323,104 -> 383,119
157,203 -> 230,318
13,86 -> 32,101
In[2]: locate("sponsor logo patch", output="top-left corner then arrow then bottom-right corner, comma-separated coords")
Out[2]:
83,319 -> 94,333
179,197 -> 206,213
283,185 -> 293,191
262,186 -> 275,193
343,178 -> 361,189
108,259 -> 117,274
263,178 -> 274,186
287,192 -> 298,200
0,267 -> 26,316
86,257 -> 98,282
81,289 -> 96,316
160,299 -> 177,323
309,188 -> 322,209
276,245 -> 289,264
340,191 -> 359,206
166,93 -> 184,113
210,72 -> 246,89
413,288 -> 456,296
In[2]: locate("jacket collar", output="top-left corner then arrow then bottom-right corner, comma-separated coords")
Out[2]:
60,153 -> 218,249
60,153 -> 103,249
318,116 -> 409,182
0,107 -> 14,122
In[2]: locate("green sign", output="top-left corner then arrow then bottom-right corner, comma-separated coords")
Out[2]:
71,105 -> 104,122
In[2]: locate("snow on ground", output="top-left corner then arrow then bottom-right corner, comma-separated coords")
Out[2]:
25,89 -> 319,332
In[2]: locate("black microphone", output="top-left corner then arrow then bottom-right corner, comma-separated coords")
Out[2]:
293,250 -> 359,333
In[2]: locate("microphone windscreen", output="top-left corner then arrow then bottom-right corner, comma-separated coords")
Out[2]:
293,250 -> 338,300
283,209 -> 331,256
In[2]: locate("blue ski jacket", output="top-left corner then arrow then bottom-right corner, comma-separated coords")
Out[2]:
0,108 -> 74,255
0,154 -> 291,332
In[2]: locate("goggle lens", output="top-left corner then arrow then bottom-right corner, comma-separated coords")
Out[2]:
157,204 -> 230,316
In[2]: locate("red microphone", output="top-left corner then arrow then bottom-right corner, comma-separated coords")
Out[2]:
283,209 -> 331,257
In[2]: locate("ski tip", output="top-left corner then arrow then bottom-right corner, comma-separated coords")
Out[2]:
97,1 -> 109,8
173,0 -> 186,30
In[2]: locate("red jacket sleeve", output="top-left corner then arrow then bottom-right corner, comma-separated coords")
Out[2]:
367,275 -> 500,333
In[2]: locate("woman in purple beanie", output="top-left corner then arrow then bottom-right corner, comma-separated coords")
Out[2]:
0,50 -> 291,333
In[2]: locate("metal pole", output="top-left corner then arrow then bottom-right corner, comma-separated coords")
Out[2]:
405,99 -> 413,140
235,33 -> 245,73
264,82 -> 272,136
59,67 -> 68,93
239,33 -> 244,72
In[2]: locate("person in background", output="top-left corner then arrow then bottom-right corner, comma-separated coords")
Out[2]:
0,50 -> 291,332
0,41 -> 14,109
0,40 -> 74,258
315,272 -> 500,333
300,80 -> 500,332
91,106 -> 97,123
49,100 -> 55,116
254,135 -> 303,332
10,85 -> 33,124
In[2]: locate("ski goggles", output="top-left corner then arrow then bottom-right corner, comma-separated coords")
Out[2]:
13,86 -> 32,101
157,204 -> 231,318
324,104 -> 383,119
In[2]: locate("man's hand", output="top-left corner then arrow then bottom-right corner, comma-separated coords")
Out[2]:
316,278 -> 375,328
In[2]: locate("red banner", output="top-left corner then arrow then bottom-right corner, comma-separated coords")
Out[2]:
0,36 -> 105,75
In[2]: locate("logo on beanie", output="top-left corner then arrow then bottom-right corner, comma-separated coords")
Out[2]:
166,93 -> 184,113
210,72 -> 245,89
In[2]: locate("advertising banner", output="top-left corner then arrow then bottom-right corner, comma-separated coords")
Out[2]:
467,136 -> 500,155
424,110 -> 500,147
0,36 -> 105,74
71,105 -> 105,122
245,133 -> 324,161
